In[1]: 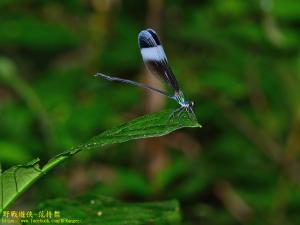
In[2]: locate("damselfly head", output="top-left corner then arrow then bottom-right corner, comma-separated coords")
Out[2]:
189,101 -> 194,108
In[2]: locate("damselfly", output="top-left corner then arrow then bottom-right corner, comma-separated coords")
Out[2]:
95,28 -> 195,119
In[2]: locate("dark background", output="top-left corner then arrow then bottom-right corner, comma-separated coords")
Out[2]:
1,0 -> 300,224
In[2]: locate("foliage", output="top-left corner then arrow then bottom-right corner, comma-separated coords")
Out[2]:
0,0 -> 300,224
25,196 -> 181,225
0,110 -> 199,213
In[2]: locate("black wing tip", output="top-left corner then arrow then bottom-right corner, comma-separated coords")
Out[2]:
145,28 -> 156,34
138,28 -> 161,48
138,28 -> 156,36
145,28 -> 157,36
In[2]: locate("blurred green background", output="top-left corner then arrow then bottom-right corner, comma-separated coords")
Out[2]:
1,0 -> 300,224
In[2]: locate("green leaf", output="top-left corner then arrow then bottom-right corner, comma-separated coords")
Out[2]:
23,195 -> 181,225
0,110 -> 201,213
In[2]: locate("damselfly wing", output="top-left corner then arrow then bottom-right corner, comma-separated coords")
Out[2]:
138,29 -> 180,93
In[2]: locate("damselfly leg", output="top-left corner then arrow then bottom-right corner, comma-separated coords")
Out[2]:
169,107 -> 184,121
169,106 -> 196,121
187,107 -> 196,120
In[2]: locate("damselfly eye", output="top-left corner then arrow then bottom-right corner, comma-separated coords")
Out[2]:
190,101 -> 194,107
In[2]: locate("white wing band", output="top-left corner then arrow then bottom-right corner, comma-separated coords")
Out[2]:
140,46 -> 167,61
